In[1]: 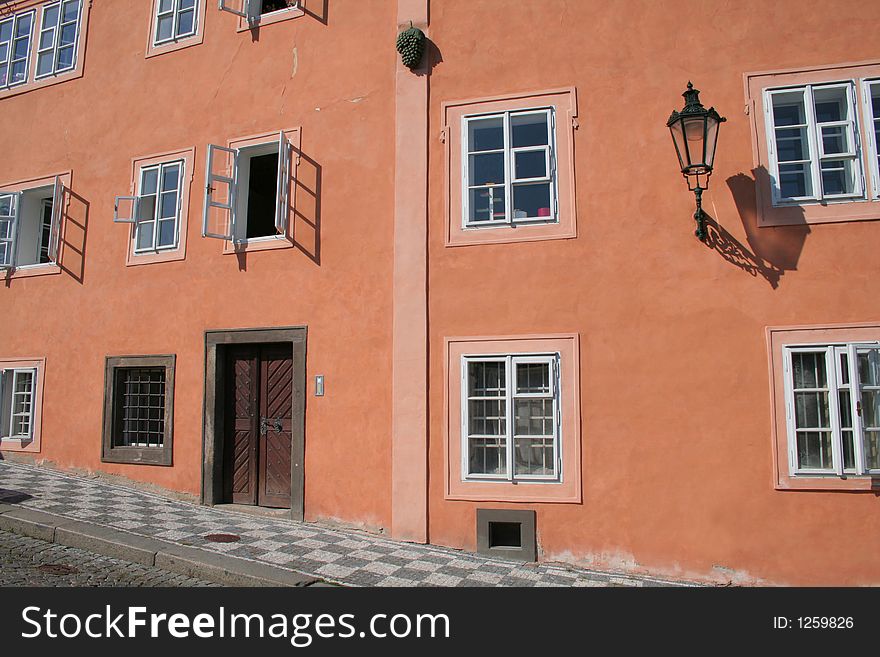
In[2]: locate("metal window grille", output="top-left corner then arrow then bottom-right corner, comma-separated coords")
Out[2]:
115,367 -> 166,448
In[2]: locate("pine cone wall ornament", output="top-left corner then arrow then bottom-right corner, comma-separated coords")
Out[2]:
396,22 -> 426,69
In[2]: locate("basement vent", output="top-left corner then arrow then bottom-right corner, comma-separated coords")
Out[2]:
476,509 -> 536,562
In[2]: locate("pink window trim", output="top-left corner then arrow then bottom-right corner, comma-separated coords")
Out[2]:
444,334 -> 582,503
767,322 -> 880,491
125,148 -> 196,267
234,3 -> 305,32
0,170 -> 72,280
220,127 -> 302,255
744,59 -> 880,227
145,0 -> 209,59
0,357 -> 45,454
0,0 -> 91,101
442,88 -> 579,247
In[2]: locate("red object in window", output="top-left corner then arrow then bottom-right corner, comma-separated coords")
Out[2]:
538,207 -> 551,217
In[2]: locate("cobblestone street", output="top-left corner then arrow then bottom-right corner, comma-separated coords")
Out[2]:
0,529 -> 219,587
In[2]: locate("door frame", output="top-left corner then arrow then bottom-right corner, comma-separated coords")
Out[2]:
201,326 -> 307,520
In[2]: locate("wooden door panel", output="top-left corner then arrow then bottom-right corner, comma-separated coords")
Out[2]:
225,347 -> 259,505
258,345 -> 293,508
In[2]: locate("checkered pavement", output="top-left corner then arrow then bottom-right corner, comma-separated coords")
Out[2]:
0,461 -> 687,587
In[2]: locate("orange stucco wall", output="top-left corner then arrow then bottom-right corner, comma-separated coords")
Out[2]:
3,0 -> 880,586
426,0 -> 880,585
0,1 -> 396,532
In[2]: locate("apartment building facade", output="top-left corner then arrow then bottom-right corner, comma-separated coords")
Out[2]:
2,0 -> 879,585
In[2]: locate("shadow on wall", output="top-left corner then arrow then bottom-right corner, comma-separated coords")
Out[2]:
707,166 -> 809,289
291,146 -> 322,266
59,188 -> 90,284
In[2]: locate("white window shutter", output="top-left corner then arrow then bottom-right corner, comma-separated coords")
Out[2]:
113,196 -> 139,224
203,143 -> 238,240
275,130 -> 292,235
47,176 -> 65,263
0,191 -> 22,269
218,0 -> 248,19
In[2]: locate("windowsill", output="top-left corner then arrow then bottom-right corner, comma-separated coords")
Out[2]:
451,220 -> 575,247
0,68 -> 84,102
223,235 -> 294,255
776,475 -> 880,492
2,263 -> 61,280
236,5 -> 305,31
101,448 -> 172,467
127,247 -> 184,267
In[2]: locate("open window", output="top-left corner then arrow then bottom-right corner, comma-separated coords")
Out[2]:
0,176 -> 64,270
218,0 -> 298,23
0,367 -> 38,443
202,131 -> 291,244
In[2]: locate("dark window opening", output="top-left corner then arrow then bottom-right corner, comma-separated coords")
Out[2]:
488,521 -> 522,549
246,152 -> 280,239
261,0 -> 293,14
38,199 -> 53,264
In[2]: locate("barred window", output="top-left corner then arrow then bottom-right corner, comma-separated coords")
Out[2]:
102,356 -> 175,466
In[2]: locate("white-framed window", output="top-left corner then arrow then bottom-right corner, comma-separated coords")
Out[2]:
462,354 -> 560,482
0,368 -> 37,442
153,0 -> 199,45
0,177 -> 64,269
764,82 -> 865,204
0,9 -> 36,90
783,344 -> 880,477
462,108 -> 557,227
202,132 -> 291,243
35,0 -> 82,79
114,160 -> 184,253
218,0 -> 299,23
863,79 -> 880,200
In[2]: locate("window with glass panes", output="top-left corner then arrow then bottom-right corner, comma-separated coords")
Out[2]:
463,355 -> 560,481
865,80 -> 880,200
765,83 -> 863,203
0,10 -> 35,89
153,0 -> 199,45
0,368 -> 36,441
135,160 -> 183,252
35,0 -> 81,79
462,109 -> 556,226
784,344 -> 880,477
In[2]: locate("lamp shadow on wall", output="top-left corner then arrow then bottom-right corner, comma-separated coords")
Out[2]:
58,188 -> 89,284
291,146 -> 322,266
707,166 -> 809,290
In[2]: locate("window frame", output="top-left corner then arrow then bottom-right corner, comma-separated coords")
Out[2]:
132,159 -> 185,254
461,353 -> 561,483
461,108 -> 558,228
0,172 -> 68,276
101,355 -> 175,467
34,0 -> 82,81
745,60 -> 880,227
862,78 -> 880,201
202,128 -> 300,254
146,0 -> 207,58
763,82 -> 864,205
442,88 -> 578,247
0,9 -> 36,91
444,334 -> 581,504
0,357 -> 45,454
768,323 -> 880,491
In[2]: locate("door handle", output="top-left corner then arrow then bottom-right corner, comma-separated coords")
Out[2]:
273,418 -> 283,433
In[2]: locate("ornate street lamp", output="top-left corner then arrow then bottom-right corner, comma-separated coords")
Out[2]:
667,82 -> 726,241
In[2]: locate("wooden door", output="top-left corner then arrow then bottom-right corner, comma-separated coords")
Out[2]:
224,344 -> 293,509
257,344 -> 293,508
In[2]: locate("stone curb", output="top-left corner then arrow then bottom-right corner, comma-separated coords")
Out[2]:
0,503 -> 320,587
